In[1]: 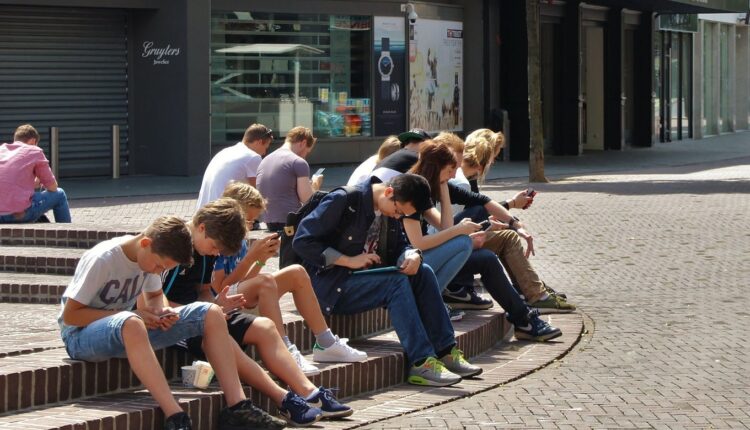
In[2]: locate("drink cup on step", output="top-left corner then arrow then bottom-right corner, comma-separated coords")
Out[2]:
181,361 -> 215,389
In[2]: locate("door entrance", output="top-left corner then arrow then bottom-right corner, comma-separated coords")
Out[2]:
582,25 -> 604,150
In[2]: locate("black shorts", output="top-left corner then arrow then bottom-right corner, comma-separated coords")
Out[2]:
181,311 -> 257,360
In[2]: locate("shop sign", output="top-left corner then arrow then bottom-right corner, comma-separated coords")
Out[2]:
658,14 -> 699,33
408,18 -> 463,133
673,0 -> 748,13
374,17 -> 407,135
141,41 -> 181,65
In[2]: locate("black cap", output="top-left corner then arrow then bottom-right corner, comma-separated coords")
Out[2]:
397,128 -> 431,145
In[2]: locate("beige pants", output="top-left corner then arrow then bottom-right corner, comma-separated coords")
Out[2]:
482,230 -> 546,303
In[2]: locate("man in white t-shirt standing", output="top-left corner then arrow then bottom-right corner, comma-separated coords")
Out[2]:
196,123 -> 273,209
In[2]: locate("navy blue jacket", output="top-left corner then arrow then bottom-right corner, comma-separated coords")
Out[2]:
292,180 -> 410,313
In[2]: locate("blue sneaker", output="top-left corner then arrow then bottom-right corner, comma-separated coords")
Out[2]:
279,391 -> 322,426
514,310 -> 562,342
306,387 -> 353,419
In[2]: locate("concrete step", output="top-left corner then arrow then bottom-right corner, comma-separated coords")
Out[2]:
0,245 -> 84,276
0,307 -> 507,418
0,272 -> 70,304
0,224 -> 134,249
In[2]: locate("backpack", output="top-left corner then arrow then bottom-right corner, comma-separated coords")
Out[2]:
279,186 -> 358,268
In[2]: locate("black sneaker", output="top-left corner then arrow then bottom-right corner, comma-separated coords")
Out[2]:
165,412 -> 192,430
306,387 -> 354,419
514,310 -> 562,342
278,391 -> 322,426
219,399 -> 286,430
443,286 -> 494,310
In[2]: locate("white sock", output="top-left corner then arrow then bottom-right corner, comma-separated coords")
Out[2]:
304,388 -> 320,401
282,336 -> 294,349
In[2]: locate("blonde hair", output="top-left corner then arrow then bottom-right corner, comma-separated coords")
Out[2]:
286,126 -> 316,148
222,181 -> 266,211
464,129 -> 505,181
433,132 -> 465,155
13,124 -> 40,143
376,136 -> 401,163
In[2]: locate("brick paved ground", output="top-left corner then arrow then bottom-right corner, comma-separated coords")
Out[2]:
358,157 -> 750,429
49,138 -> 750,429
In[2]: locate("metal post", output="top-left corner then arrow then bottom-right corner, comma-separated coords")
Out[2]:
112,125 -> 120,179
501,109 -> 511,162
49,127 -> 59,178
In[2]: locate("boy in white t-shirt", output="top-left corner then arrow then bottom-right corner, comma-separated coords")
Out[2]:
59,216 -> 285,430
196,123 -> 274,209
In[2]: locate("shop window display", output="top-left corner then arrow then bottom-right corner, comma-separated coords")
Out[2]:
211,11 -> 372,147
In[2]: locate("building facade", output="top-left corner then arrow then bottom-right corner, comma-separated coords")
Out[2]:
0,0 -> 746,177
0,0 -> 489,177
498,0 -> 747,161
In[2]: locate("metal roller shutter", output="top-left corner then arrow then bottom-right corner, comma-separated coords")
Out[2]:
0,5 -> 129,177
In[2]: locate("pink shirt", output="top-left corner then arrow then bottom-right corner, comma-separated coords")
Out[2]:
0,142 -> 57,214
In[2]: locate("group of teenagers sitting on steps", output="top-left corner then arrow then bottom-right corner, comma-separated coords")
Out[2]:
55,124 -> 576,430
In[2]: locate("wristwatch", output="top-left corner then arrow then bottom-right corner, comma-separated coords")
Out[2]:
377,37 -> 393,100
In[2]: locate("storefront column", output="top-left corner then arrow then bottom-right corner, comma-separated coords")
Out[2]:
632,12 -> 655,147
561,1 -> 581,155
500,0 -> 530,161
604,8 -> 624,150
692,21 -> 704,139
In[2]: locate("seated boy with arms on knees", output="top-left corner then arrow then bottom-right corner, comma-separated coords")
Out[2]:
293,174 -> 482,387
162,198 -> 352,423
213,182 -> 367,370
60,216 -> 286,430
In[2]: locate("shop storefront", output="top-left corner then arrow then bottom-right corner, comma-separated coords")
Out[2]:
655,14 -> 695,142
498,0 -> 747,161
1,0 -> 487,177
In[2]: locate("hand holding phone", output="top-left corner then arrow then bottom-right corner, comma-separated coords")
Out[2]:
478,219 -> 492,231
159,310 -> 179,319
313,167 -> 325,177
523,188 -> 537,209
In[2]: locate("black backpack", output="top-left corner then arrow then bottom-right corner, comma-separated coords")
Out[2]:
279,186 -> 358,268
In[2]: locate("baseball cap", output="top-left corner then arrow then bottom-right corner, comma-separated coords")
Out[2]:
397,128 -> 431,144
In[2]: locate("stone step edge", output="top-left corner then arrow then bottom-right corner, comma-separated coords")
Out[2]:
0,225 -> 270,249
323,312 -> 585,429
0,308 -> 507,416
0,304 -> 392,361
0,312 -> 577,430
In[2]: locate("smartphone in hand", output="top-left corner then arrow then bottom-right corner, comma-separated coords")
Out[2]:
159,311 -> 179,319
523,188 -> 537,209
479,220 -> 492,231
313,167 -> 325,177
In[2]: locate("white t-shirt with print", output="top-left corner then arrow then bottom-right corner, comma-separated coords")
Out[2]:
196,142 -> 262,209
58,235 -> 162,336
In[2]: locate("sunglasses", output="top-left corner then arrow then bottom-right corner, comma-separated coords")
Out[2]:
264,128 -> 274,138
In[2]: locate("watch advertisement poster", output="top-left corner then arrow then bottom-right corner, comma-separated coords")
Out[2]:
408,19 -> 463,133
374,17 -> 406,136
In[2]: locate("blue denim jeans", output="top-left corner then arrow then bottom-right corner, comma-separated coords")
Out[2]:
0,189 -> 71,223
455,249 -> 532,325
330,263 -> 455,367
454,205 -> 489,224
62,302 -> 212,362
422,235 -> 472,292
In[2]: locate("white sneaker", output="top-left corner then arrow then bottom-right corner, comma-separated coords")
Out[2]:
312,336 -> 367,363
288,344 -> 320,376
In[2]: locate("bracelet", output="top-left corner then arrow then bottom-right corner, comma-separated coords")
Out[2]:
255,260 -> 265,267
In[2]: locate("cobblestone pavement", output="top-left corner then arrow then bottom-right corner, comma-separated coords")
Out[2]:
61,151 -> 750,429
359,158 -> 750,429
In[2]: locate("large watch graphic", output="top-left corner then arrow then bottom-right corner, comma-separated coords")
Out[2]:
378,37 -> 393,100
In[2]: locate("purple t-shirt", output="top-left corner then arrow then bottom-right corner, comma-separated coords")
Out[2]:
256,147 -> 310,223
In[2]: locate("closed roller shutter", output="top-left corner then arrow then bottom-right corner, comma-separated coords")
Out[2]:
0,5 -> 129,177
